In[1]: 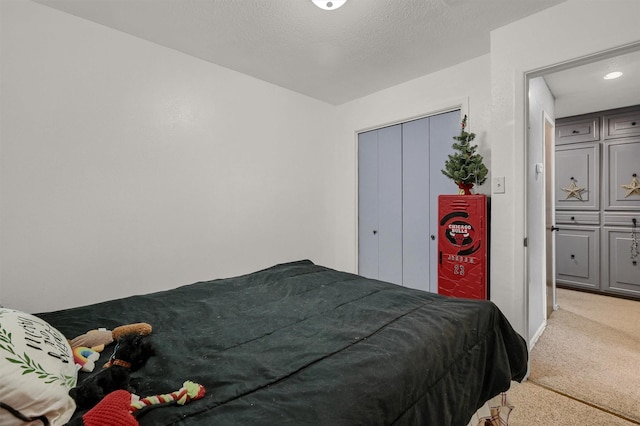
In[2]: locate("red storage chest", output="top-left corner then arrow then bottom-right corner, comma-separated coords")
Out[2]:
438,195 -> 488,300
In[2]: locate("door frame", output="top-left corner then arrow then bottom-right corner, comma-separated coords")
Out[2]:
523,42 -> 640,347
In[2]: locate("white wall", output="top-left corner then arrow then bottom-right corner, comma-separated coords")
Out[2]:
0,0 -> 336,313
490,0 -> 640,338
3,0 -> 639,341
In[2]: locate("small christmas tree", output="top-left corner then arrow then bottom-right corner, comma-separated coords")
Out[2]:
442,115 -> 488,194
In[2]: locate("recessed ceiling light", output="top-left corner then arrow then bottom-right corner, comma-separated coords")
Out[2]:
604,71 -> 623,80
312,0 -> 347,10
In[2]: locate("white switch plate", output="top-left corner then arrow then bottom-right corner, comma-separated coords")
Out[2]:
492,176 -> 505,194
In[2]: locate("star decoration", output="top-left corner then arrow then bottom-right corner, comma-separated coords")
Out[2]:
621,176 -> 640,198
562,180 -> 586,200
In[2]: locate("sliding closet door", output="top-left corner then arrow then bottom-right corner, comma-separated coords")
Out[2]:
358,124 -> 403,285
358,110 -> 459,291
402,111 -> 459,292
427,111 -> 461,291
402,117 -> 430,291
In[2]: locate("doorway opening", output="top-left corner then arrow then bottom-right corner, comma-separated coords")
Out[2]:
524,42 -> 640,347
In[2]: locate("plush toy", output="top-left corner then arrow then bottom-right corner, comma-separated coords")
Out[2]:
68,381 -> 206,426
69,334 -> 156,410
73,346 -> 101,372
70,323 -> 153,353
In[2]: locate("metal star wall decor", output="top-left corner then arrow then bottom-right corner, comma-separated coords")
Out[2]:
562,179 -> 586,200
621,175 -> 640,198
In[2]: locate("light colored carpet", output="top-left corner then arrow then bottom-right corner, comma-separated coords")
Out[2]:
527,288 -> 640,423
507,381 -> 638,426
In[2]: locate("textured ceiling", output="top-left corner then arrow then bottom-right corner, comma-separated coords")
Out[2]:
33,0 -> 566,105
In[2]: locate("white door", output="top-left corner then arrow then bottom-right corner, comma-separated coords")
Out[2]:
544,113 -> 558,316
527,106 -> 550,341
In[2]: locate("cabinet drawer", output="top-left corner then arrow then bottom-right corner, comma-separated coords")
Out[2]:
556,212 -> 600,225
604,109 -> 640,139
603,212 -> 640,226
555,226 -> 600,290
556,116 -> 600,145
602,227 -> 640,297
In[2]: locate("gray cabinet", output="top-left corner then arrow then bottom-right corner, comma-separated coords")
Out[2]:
555,105 -> 640,299
358,111 -> 459,293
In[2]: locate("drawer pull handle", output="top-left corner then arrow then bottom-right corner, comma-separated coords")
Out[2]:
572,130 -> 579,134
571,254 -> 575,259
571,216 -> 575,221
632,122 -> 637,126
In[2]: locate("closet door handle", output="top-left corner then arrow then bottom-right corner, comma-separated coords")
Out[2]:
550,226 -> 560,232
373,230 -> 378,235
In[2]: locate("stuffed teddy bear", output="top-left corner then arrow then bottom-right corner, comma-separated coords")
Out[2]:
69,323 -> 153,353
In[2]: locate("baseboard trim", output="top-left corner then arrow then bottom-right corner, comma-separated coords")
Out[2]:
528,320 -> 546,350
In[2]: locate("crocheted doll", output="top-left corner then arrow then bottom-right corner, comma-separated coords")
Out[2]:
69,381 -> 205,426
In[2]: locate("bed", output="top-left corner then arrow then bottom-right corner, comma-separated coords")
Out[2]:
26,260 -> 527,425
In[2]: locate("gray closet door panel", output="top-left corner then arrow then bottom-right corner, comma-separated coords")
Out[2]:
428,111 -> 461,291
357,110 -> 459,292
402,117 -> 430,292
358,130 -> 379,280
377,125 -> 403,285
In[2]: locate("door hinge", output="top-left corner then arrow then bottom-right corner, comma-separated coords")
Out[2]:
524,237 -> 528,247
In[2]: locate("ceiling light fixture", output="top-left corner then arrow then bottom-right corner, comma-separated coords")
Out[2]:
604,71 -> 623,80
312,0 -> 347,11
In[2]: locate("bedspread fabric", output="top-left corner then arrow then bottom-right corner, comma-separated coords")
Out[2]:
37,260 -> 527,426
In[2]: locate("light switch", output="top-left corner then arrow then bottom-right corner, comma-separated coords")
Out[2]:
492,176 -> 505,194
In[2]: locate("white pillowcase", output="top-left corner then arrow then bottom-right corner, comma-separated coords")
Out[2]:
0,309 -> 77,426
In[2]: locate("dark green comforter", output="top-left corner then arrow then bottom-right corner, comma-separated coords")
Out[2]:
37,260 -> 527,426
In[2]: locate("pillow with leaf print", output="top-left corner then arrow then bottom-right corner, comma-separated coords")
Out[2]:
0,308 -> 77,425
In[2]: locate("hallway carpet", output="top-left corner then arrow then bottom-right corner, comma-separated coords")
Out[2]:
525,288 -> 640,423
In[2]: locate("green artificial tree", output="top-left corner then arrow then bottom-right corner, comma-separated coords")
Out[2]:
442,115 -> 488,195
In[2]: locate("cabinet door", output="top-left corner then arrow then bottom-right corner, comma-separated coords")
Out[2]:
603,138 -> 640,210
556,226 -> 600,290
555,142 -> 599,210
602,227 -> 640,297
